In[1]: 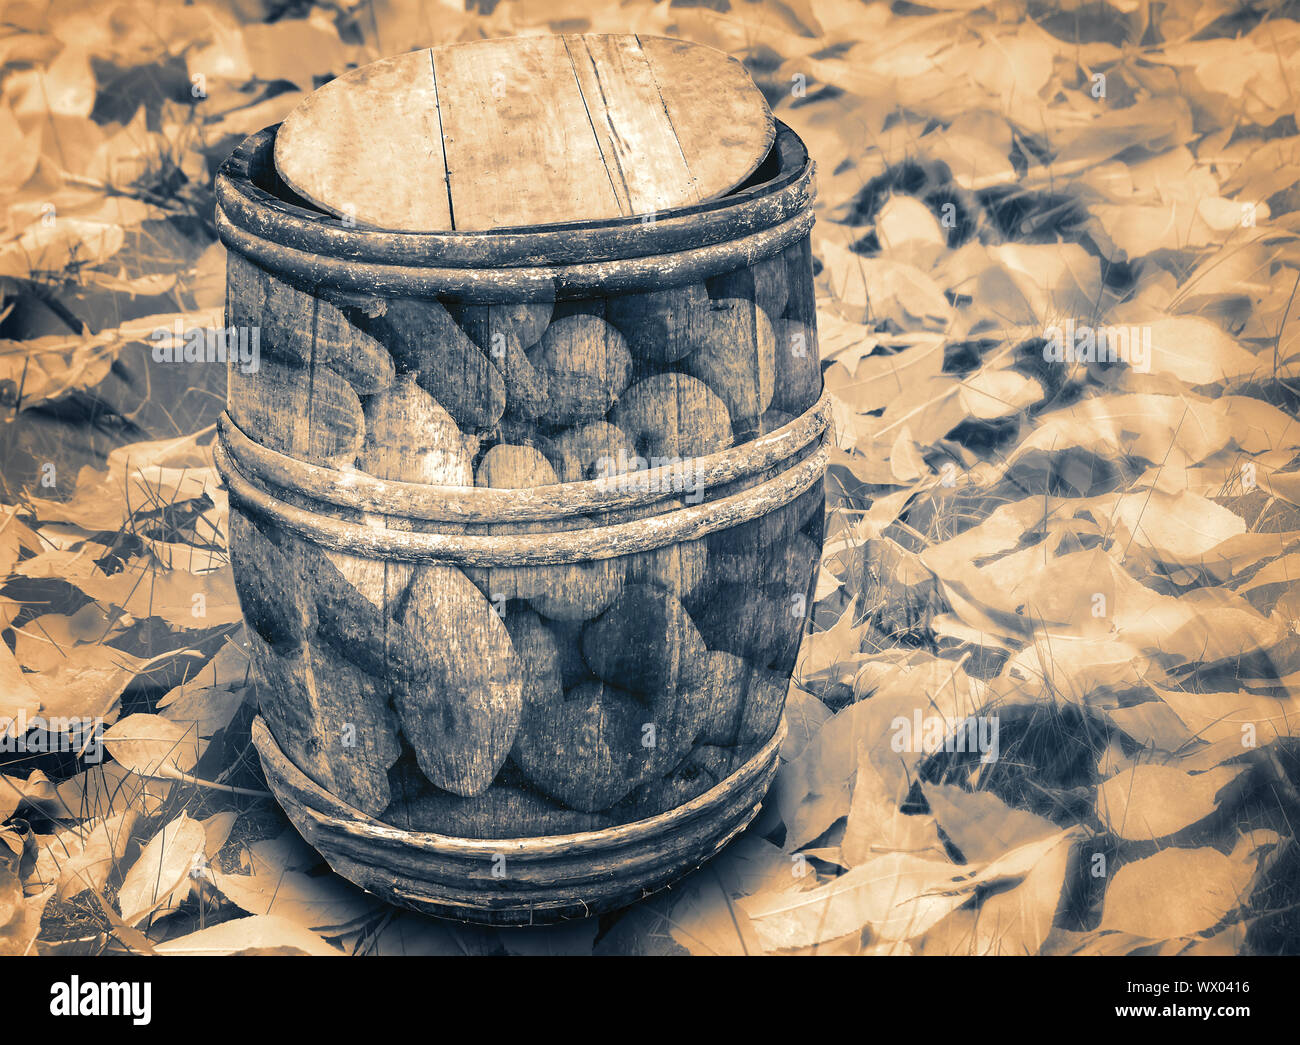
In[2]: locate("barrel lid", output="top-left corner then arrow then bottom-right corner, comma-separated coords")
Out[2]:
273,34 -> 775,234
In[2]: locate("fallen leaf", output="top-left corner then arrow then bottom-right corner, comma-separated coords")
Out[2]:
102,714 -> 203,778
32,810 -> 137,900
922,783 -> 1060,863
1097,764 -> 1244,841
117,812 -> 206,925
154,915 -> 343,956
1099,847 -> 1252,939
1154,686 -> 1300,746
208,868 -> 377,933
920,836 -> 1072,955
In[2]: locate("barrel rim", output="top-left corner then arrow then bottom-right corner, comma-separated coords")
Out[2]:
215,120 -> 815,271
215,387 -> 832,523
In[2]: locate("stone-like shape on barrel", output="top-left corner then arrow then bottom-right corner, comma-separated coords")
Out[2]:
361,297 -> 507,430
394,564 -> 525,797
227,355 -> 365,468
529,314 -> 633,427
228,510 -> 403,817
226,250 -> 395,396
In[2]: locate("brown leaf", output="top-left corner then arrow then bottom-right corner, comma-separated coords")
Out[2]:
1099,847 -> 1253,939
117,812 -> 206,926
1097,764 -> 1244,841
922,783 -> 1060,863
32,810 -> 137,900
102,714 -> 203,779
207,868 -> 378,934
154,915 -> 343,956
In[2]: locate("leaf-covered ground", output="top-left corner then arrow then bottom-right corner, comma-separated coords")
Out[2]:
2,0 -> 1299,956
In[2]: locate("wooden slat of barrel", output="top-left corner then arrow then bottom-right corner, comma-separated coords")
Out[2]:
637,35 -> 774,207
273,34 -> 774,233
273,50 -> 451,231
565,33 -> 697,216
434,35 -> 618,232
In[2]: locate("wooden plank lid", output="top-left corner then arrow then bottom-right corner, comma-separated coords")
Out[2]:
273,34 -> 775,234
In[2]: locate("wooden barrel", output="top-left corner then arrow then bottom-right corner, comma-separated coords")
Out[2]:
213,116 -> 824,924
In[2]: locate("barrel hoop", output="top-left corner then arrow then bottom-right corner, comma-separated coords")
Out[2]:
216,388 -> 832,524
216,206 -> 815,302
215,440 -> 826,565
251,713 -> 785,858
215,123 -> 815,270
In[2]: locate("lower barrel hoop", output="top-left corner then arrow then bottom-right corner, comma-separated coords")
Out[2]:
216,438 -> 826,565
252,714 -> 785,925
216,387 -> 832,524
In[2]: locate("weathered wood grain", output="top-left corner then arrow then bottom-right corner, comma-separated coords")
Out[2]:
217,389 -> 831,524
759,407 -> 797,435
544,615 -> 594,692
251,714 -> 784,924
617,742 -> 738,820
625,522 -> 708,600
323,533 -> 411,619
221,124 -> 813,269
229,507 -> 436,685
448,303 -> 552,420
449,301 -> 554,351
227,509 -> 311,652
684,650 -> 751,745
637,35 -> 775,212
226,251 -> 395,395
696,524 -> 819,599
486,339 -> 550,421
232,510 -> 405,816
707,253 -> 788,319
529,314 -> 632,426
345,376 -> 474,608
581,584 -> 707,697
545,421 -> 635,483
228,355 -> 365,467
475,444 -> 557,489
527,556 -> 626,621
217,438 -> 827,569
565,33 -> 698,215
693,584 -> 810,673
681,297 -> 776,438
436,35 -> 618,232
220,203 -> 814,301
609,372 -> 733,459
752,252 -> 790,318
731,668 -> 789,749
513,680 -> 656,812
505,607 -> 564,708
390,783 -> 614,838
359,374 -> 475,486
604,282 -> 713,363
783,237 -> 818,326
273,50 -> 451,232
770,316 -> 821,416
366,298 -> 506,430
248,629 -> 401,818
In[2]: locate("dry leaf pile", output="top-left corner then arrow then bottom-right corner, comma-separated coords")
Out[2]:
2,0 -> 1299,955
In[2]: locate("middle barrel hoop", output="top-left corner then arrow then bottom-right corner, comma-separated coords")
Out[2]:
213,390 -> 831,567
